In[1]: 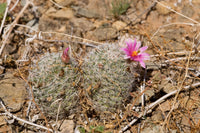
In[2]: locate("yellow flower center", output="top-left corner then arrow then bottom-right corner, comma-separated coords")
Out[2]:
131,51 -> 138,57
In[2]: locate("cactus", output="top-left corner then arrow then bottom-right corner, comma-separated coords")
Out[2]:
29,43 -> 136,118
82,43 -> 135,112
29,52 -> 81,118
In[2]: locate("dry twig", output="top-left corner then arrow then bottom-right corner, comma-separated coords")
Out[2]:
120,82 -> 200,132
0,98 -> 53,132
0,0 -> 30,56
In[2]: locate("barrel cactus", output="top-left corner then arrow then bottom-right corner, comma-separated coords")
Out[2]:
29,51 -> 81,118
82,43 -> 135,112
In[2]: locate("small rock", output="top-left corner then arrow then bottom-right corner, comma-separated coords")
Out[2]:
193,109 -> 200,124
39,15 -> 62,31
26,19 -> 37,27
193,0 -> 200,4
136,89 -> 155,104
26,19 -> 39,32
54,0 -> 75,7
86,27 -> 118,41
159,79 -> 176,93
151,110 -> 163,121
86,0 -> 111,17
160,100 -> 179,112
159,100 -> 171,112
0,65 -> 4,75
0,116 -> 7,126
156,1 -> 173,15
0,124 -> 12,132
121,13 -> 137,24
141,125 -> 161,133
60,120 -> 74,133
146,61 -> 162,70
75,7 -> 100,19
112,21 -> 127,31
46,8 -> 74,19
70,17 -> 95,32
181,115 -> 191,132
0,73 -> 26,112
181,5 -> 194,17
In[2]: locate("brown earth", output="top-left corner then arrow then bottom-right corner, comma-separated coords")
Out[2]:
0,0 -> 200,132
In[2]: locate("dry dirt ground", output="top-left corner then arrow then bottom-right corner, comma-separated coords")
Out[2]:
0,0 -> 200,132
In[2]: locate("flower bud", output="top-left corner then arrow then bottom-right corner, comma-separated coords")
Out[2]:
61,47 -> 70,64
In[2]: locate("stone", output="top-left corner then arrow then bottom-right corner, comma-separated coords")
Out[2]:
136,89 -> 155,104
156,1 -> 173,15
60,120 -> 74,133
86,27 -> 118,41
156,28 -> 186,51
70,17 -> 95,32
0,73 -> 26,112
112,21 -> 127,31
74,7 -> 100,19
46,7 -> 74,19
0,65 -> 4,75
192,0 -> 200,4
0,116 -> 6,126
86,0 -> 110,17
141,125 -> 161,133
151,110 -> 163,121
121,13 -> 137,24
39,15 -> 62,31
0,124 -> 12,132
160,100 -> 179,112
54,0 -> 75,7
181,5 -> 194,17
160,80 -> 176,93
159,100 -> 171,112
180,115 -> 191,132
26,19 -> 39,32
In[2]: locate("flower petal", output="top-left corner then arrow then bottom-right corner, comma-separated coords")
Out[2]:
139,61 -> 146,68
126,39 -> 136,52
132,39 -> 137,51
121,48 -> 131,57
124,55 -> 130,59
140,53 -> 150,60
139,46 -> 148,53
135,41 -> 141,51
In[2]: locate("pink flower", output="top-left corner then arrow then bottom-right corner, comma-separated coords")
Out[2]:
61,47 -> 70,64
121,39 -> 150,68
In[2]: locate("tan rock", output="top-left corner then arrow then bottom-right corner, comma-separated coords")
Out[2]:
141,125 -> 161,133
75,7 -> 100,19
192,0 -> 200,4
39,15 -> 62,31
70,18 -> 95,32
46,8 -> 74,19
60,120 -> 74,133
112,21 -> 127,31
0,124 -> 12,132
0,116 -> 6,126
156,1 -> 173,15
151,110 -> 163,121
0,73 -> 26,112
160,100 -> 171,112
54,0 -> 75,7
86,27 -> 118,41
86,0 -> 111,17
160,100 -> 179,112
0,66 -> 4,75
